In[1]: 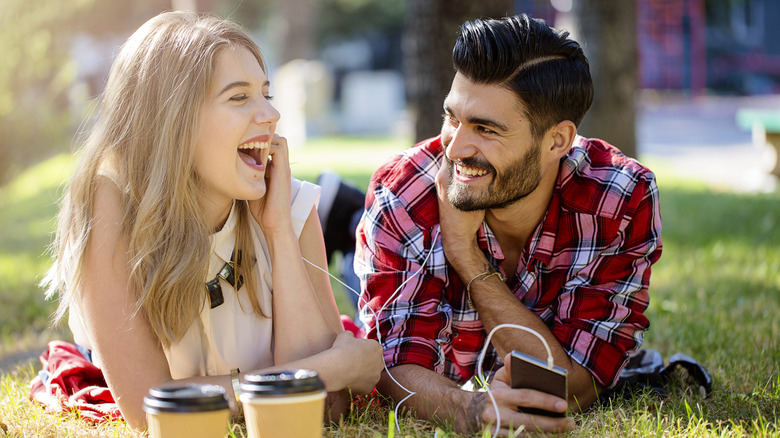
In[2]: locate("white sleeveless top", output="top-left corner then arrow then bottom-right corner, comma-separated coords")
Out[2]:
68,176 -> 320,379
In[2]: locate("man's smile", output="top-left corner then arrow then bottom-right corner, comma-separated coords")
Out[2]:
454,161 -> 488,177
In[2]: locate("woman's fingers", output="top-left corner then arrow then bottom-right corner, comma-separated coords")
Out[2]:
266,134 -> 289,168
256,134 -> 293,230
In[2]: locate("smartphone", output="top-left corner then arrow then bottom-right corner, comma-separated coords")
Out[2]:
509,350 -> 568,417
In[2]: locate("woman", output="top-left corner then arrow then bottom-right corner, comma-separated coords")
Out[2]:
42,11 -> 383,430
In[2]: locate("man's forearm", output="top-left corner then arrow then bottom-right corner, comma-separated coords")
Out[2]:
441,243 -> 568,367
469,281 -> 602,409
471,278 -> 568,364
376,364 -> 482,433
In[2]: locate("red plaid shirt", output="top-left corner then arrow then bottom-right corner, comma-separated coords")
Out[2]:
355,135 -> 662,387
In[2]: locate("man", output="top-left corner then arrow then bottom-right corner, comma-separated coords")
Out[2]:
355,14 -> 662,435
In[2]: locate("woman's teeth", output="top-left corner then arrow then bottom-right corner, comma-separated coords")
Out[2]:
238,141 -> 269,150
238,141 -> 268,166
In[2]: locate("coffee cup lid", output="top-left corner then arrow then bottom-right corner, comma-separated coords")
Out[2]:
240,369 -> 324,395
143,384 -> 229,413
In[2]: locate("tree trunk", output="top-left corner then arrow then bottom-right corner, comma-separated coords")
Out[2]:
404,0 -> 514,143
573,0 -> 638,158
278,0 -> 317,63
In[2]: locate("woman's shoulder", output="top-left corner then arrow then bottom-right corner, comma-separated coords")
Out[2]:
291,177 -> 321,203
94,173 -> 121,203
290,177 -> 321,237
92,172 -> 125,235
95,159 -> 123,186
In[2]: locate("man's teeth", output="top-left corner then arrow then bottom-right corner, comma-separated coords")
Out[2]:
455,162 -> 487,176
238,141 -> 269,150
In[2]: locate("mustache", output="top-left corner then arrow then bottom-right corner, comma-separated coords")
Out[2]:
446,156 -> 495,174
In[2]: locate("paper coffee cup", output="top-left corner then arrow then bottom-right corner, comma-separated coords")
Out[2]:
240,369 -> 326,438
143,384 -> 230,438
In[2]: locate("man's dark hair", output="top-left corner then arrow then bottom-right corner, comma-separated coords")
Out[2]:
453,14 -> 594,139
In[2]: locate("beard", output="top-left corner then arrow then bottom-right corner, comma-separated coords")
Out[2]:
446,140 -> 542,212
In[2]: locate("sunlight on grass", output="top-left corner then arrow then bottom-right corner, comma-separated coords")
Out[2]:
0,153 -> 75,205
1,140 -> 778,437
291,135 -> 411,188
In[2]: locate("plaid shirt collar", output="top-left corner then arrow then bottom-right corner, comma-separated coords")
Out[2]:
476,135 -> 586,274
477,206 -> 557,276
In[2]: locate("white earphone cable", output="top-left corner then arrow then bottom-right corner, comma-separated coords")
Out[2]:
476,323 -> 555,438
302,227 -> 440,432
304,226 -> 556,437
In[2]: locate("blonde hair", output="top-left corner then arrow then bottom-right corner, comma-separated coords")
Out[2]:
43,11 -> 267,347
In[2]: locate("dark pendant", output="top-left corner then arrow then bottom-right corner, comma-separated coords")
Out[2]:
205,250 -> 244,309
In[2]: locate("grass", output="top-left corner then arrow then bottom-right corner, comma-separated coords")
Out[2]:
1,136 -> 778,437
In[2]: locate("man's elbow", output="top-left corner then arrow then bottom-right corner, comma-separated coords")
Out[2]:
568,366 -> 604,412
376,368 -> 405,401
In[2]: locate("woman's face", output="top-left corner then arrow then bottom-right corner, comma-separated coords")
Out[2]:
193,45 -> 280,219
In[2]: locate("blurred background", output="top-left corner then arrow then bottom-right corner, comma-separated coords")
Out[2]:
2,5 -> 778,434
1,0 -> 779,188
1,0 -> 779,368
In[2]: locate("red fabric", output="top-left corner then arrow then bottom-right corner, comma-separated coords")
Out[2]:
29,340 -> 123,423
341,314 -> 366,338
356,135 -> 662,387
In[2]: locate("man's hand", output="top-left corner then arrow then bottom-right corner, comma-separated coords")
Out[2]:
435,157 -> 487,276
377,362 -> 576,438
474,356 -> 576,436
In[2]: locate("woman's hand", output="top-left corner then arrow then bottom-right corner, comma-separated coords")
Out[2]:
330,331 -> 384,394
249,134 -> 293,233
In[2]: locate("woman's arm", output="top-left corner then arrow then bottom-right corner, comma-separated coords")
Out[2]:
83,179 -> 381,431
256,206 -> 383,419
270,206 -> 342,362
248,135 -> 382,405
244,135 -> 338,359
174,330 -> 382,421
270,208 -> 383,418
79,178 -> 172,430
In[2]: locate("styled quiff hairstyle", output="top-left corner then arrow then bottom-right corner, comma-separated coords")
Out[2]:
44,11 -> 266,347
453,14 -> 594,139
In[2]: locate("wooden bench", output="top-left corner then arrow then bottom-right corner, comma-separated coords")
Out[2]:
736,108 -> 780,178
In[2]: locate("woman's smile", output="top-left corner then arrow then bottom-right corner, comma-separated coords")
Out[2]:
238,135 -> 270,170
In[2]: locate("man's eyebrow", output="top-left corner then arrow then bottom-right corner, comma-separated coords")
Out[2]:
442,103 -> 510,132
217,80 -> 270,96
468,116 -> 509,132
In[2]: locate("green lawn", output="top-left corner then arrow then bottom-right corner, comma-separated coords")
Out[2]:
1,137 -> 778,437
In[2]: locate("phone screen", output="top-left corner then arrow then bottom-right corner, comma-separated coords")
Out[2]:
509,350 -> 568,417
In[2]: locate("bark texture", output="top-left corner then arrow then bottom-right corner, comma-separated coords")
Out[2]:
404,0 -> 514,143
573,0 -> 638,157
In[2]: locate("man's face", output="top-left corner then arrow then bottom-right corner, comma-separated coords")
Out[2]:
441,72 -> 543,211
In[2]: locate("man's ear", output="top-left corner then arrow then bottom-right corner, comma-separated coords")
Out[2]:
546,120 -> 577,160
